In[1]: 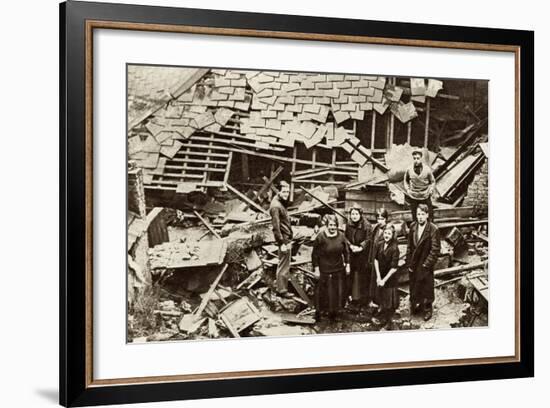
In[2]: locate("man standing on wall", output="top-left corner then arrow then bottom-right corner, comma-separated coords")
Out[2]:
403,149 -> 436,222
406,204 -> 441,321
269,181 -> 295,298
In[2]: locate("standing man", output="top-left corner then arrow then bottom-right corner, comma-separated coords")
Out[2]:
403,149 -> 436,222
270,181 -> 294,298
406,204 -> 441,321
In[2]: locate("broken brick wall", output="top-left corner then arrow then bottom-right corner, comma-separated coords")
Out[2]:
463,160 -> 488,214
129,161 -> 147,217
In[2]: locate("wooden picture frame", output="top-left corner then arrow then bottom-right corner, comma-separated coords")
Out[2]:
60,1 -> 534,406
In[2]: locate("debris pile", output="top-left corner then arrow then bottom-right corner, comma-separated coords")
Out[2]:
126,67 -> 489,341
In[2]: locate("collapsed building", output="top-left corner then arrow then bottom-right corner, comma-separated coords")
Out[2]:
126,66 -> 489,341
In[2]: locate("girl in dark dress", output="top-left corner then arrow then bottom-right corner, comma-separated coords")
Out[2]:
312,214 -> 350,320
344,206 -> 373,307
368,208 -> 389,306
372,224 -> 400,326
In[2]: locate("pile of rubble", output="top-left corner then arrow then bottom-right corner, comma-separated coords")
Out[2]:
126,67 -> 490,342
128,181 -> 489,342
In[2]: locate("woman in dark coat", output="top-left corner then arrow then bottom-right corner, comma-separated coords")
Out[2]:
344,205 -> 373,306
312,214 -> 350,320
372,224 -> 400,326
368,208 -> 389,305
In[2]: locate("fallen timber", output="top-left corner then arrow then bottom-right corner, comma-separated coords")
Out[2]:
434,261 -> 487,279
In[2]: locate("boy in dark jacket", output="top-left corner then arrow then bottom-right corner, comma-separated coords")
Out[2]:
406,204 -> 441,321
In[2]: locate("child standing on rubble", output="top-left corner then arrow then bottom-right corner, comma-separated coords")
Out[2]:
368,208 -> 389,307
312,214 -> 350,320
372,224 -> 400,327
406,204 -> 441,321
403,149 -> 436,222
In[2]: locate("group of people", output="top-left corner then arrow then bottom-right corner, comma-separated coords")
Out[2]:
269,149 -> 440,326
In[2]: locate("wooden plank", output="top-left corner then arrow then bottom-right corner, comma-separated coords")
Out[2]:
174,150 -> 229,159
293,169 -> 357,180
289,274 -> 314,307
292,163 -> 358,176
225,183 -> 269,215
194,264 -> 229,318
434,119 -> 486,178
190,134 -> 284,152
424,98 -> 431,147
255,166 -> 283,203
290,145 -> 297,201
437,219 -> 488,229
370,111 -> 376,150
434,261 -> 487,279
342,139 -> 389,172
224,152 -> 233,184
299,186 -> 347,218
468,275 -> 489,302
220,314 -> 241,338
389,206 -> 478,223
193,211 -> 222,240
164,164 -> 226,173
150,175 -> 205,183
166,158 -> 227,165
294,179 -> 348,185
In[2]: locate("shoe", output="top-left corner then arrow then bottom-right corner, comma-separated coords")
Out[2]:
410,303 -> 421,315
423,310 -> 433,321
371,316 -> 386,326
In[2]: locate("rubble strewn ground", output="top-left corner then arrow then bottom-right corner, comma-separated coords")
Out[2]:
128,216 -> 488,342
126,68 -> 490,343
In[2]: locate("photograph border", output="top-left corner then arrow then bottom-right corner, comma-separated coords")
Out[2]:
60,1 -> 534,406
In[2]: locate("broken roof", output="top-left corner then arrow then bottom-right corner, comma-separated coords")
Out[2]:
128,67 -> 444,191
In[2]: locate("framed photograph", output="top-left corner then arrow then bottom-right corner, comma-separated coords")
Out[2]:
60,1 -> 534,406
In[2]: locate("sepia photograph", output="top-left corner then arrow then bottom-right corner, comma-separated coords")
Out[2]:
126,65 -> 489,343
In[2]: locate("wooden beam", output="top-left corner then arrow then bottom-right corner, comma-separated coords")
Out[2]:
299,186 -> 347,219
389,206 -> 478,223
290,145 -> 297,201
434,261 -> 487,279
294,179 -> 348,185
371,111 -> 376,150
433,119 -> 486,179
254,166 -> 283,203
227,206 -> 324,230
438,93 -> 460,100
343,139 -> 389,172
225,183 -> 269,215
233,146 -> 336,169
193,211 -> 222,240
223,152 -> 233,184
437,219 -> 488,229
194,264 -> 229,318
262,176 -> 279,195
389,110 -> 395,149
311,148 -> 317,190
294,169 -> 357,180
424,98 -> 431,148
289,274 -> 314,307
